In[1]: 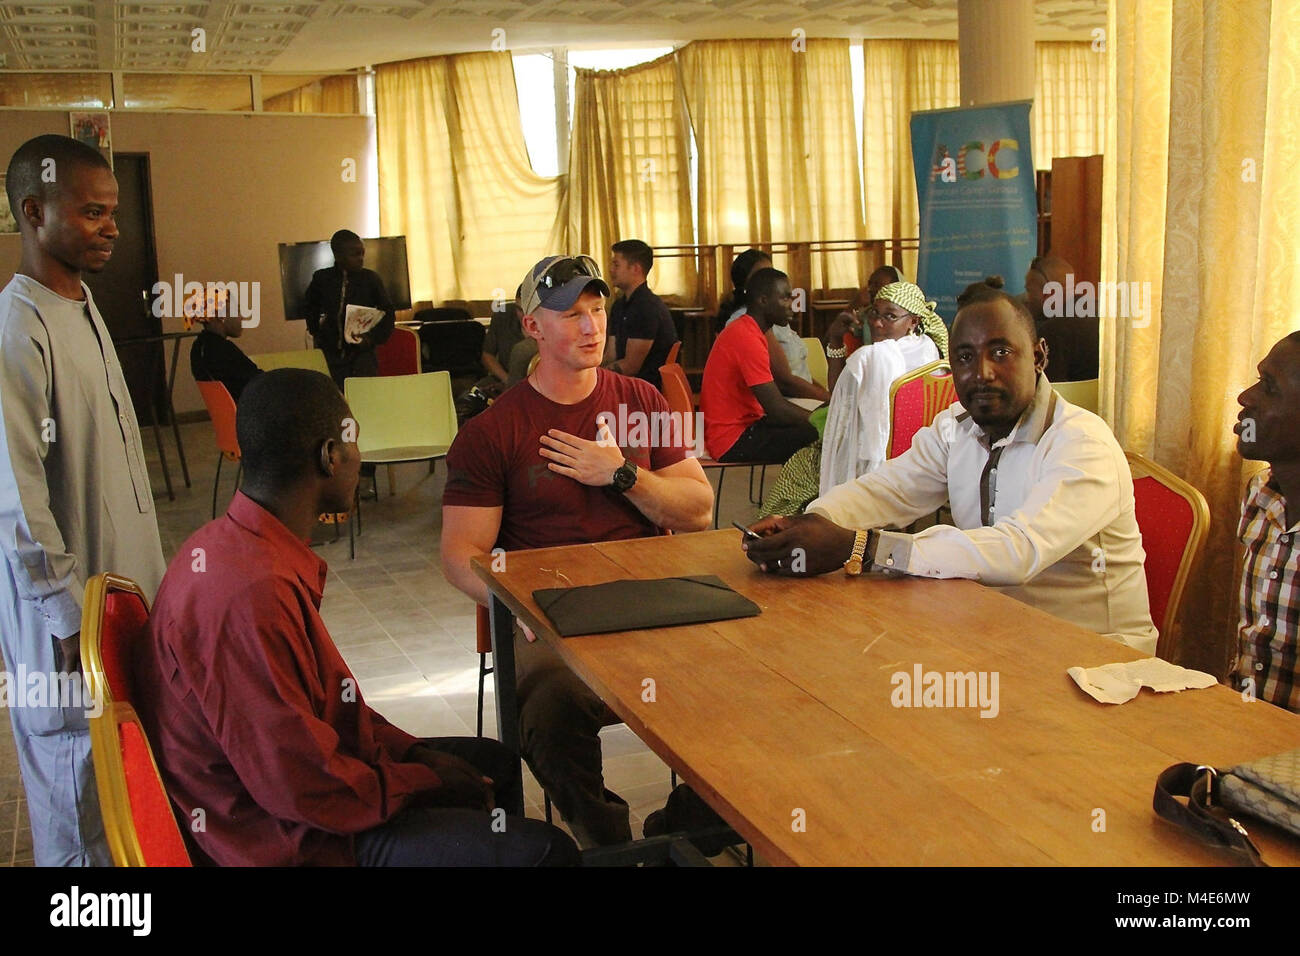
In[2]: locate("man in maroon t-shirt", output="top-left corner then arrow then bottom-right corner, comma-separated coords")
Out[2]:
701,267 -> 819,462
442,255 -> 713,846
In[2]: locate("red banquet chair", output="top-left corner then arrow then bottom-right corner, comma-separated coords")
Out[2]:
886,360 -> 958,459
81,573 -> 192,867
1124,452 -> 1211,660
376,325 -> 421,377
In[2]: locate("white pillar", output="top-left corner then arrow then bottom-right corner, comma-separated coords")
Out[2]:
957,0 -> 1035,107
553,47 -> 570,174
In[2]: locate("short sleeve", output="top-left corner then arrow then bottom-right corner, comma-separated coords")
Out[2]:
442,415 -> 507,508
738,325 -> 774,388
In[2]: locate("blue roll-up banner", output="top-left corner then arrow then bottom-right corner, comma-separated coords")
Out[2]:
910,101 -> 1037,323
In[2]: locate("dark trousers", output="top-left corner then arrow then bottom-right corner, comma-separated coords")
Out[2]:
719,417 -> 818,464
321,346 -> 379,390
354,736 -> 579,866
515,628 -> 633,848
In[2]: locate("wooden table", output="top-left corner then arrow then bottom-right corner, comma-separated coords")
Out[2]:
472,529 -> 1300,866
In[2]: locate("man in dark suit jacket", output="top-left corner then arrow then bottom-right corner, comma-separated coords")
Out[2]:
303,229 -> 396,388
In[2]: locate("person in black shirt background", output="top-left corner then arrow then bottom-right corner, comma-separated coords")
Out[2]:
303,229 -> 396,388
602,238 -> 678,392
190,301 -> 261,402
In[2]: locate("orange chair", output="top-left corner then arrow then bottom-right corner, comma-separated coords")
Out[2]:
663,340 -> 681,367
886,360 -> 958,459
475,604 -> 493,738
195,380 -> 241,518
81,573 -> 191,867
660,362 -> 778,528
376,325 -> 421,377
1125,452 -> 1211,660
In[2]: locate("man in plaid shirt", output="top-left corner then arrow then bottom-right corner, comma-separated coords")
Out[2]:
1233,331 -> 1300,712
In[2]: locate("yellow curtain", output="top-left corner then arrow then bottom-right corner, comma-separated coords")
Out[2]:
262,74 -> 359,113
861,39 -> 959,280
376,53 -> 561,303
1034,42 -> 1106,171
561,54 -> 696,300
679,38 -> 864,290
1104,0 -> 1299,675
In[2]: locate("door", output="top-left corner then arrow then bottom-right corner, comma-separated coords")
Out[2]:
82,152 -> 164,423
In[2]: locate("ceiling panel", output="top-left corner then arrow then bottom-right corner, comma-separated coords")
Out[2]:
0,0 -> 1106,73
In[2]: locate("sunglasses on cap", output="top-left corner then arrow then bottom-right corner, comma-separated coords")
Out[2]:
535,255 -> 602,293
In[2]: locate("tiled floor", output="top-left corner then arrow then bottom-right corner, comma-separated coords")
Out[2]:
0,416 -> 769,866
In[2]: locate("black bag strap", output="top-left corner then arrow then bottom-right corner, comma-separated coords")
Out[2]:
1153,763 -> 1266,867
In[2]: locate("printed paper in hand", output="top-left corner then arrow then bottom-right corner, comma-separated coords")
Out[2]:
344,304 -> 385,344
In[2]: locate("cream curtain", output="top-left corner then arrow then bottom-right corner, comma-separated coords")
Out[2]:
679,38 -> 864,290
1034,42 -> 1106,171
861,39 -> 960,279
376,53 -> 561,303
1103,0 -> 1299,675
560,54 -> 696,300
263,74 -> 359,113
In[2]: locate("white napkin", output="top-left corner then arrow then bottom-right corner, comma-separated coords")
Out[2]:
1067,657 -> 1218,704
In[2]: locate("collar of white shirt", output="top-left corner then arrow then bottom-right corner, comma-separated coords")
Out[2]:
953,373 -> 1058,451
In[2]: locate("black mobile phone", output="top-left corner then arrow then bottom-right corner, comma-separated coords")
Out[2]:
732,521 -> 762,542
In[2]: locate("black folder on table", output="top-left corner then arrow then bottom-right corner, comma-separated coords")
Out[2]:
531,574 -> 761,637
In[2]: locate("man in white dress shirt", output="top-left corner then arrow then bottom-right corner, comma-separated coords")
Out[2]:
0,134 -> 167,864
744,289 -> 1156,653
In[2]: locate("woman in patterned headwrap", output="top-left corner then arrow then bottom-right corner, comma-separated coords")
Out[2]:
758,279 -> 948,517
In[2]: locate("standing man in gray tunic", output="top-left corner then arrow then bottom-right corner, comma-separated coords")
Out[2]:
0,134 -> 167,865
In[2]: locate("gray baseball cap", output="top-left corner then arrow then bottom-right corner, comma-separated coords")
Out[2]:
518,255 -> 610,316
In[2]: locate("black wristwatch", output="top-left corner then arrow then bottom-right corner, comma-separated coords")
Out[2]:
611,459 -> 638,494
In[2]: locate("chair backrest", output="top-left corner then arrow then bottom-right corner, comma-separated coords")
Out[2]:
417,320 -> 486,378
249,348 -> 331,375
195,380 -> 240,460
81,573 -> 191,867
344,370 -> 458,456
802,337 -> 828,388
1054,378 -> 1100,414
664,340 -> 682,366
887,360 -> 957,459
658,363 -> 701,450
375,325 -> 421,376
1125,452 -> 1211,656
415,306 -> 473,324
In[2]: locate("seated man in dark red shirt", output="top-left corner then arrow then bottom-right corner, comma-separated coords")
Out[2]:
700,267 -> 819,463
135,368 -> 577,866
441,255 -> 713,847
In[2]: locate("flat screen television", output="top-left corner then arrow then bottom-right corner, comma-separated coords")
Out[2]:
278,235 -> 412,320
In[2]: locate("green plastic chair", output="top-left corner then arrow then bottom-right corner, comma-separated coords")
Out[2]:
1053,378 -> 1100,414
250,348 -> 330,375
342,371 -> 457,559
802,337 -> 828,389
